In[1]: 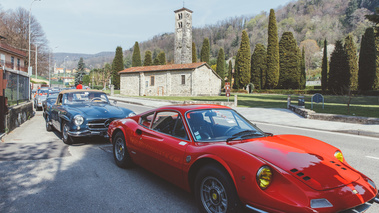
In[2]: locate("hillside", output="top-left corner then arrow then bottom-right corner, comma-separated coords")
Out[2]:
54,51 -> 115,69
123,0 -> 376,70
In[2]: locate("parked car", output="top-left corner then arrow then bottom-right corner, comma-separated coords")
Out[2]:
34,88 -> 49,110
42,91 -> 60,119
46,89 -> 135,144
107,104 -> 379,213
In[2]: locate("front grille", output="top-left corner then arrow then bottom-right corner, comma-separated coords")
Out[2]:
87,118 -> 115,130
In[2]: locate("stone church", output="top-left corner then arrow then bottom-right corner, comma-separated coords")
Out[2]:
119,7 -> 221,96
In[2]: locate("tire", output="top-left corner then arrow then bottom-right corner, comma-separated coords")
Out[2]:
195,164 -> 242,213
62,121 -> 74,145
46,117 -> 52,131
113,131 -> 133,168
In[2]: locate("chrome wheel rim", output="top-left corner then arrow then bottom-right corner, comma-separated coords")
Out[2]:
115,137 -> 125,161
63,124 -> 69,140
200,176 -> 227,213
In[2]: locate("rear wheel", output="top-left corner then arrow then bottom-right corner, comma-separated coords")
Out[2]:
113,131 -> 133,168
62,121 -> 74,145
195,164 -> 242,213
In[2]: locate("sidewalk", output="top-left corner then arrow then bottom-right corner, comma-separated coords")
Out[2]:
108,96 -> 379,138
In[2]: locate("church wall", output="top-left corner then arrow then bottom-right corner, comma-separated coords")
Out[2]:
120,73 -> 139,96
192,66 -> 221,96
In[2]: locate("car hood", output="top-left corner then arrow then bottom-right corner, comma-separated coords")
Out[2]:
69,104 -> 125,117
232,135 -> 360,191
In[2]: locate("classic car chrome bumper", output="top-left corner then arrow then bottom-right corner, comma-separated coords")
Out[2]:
68,129 -> 109,138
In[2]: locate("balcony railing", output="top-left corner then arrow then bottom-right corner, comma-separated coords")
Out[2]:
1,61 -> 27,72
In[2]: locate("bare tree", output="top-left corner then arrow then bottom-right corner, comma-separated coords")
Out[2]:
0,7 -> 49,77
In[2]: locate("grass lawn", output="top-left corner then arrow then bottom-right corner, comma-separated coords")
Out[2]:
136,93 -> 379,118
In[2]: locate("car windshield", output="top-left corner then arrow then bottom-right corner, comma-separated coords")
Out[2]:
63,92 -> 109,105
185,109 -> 264,142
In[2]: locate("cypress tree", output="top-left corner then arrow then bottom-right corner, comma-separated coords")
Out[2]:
200,38 -> 210,64
153,57 -> 160,65
233,50 -> 240,89
111,46 -> 124,89
358,28 -> 376,91
158,51 -> 166,65
132,42 -> 141,67
144,50 -> 152,66
235,30 -> 251,89
192,42 -> 197,63
216,48 -> 225,87
300,47 -> 306,89
75,57 -> 86,86
278,32 -> 300,89
266,9 -> 280,89
344,34 -> 358,90
228,60 -> 233,85
329,40 -> 349,94
321,39 -> 328,92
251,44 -> 267,90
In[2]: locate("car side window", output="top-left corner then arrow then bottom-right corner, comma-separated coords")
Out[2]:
140,112 -> 154,128
152,111 -> 188,140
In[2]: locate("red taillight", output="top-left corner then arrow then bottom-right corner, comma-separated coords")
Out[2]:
43,93 -> 47,95
39,93 -> 42,95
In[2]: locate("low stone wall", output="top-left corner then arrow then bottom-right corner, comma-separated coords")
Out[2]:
5,102 -> 34,133
183,100 -> 235,107
288,104 -> 379,124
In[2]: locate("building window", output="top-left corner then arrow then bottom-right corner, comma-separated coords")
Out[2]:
11,56 -> 14,69
17,58 -> 20,70
0,54 -> 5,66
150,76 -> 155,86
178,22 -> 182,28
178,13 -> 182,20
181,75 -> 185,85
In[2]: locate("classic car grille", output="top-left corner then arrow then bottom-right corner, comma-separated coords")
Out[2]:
87,119 -> 115,130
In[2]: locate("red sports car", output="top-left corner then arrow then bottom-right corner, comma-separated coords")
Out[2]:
107,104 -> 379,213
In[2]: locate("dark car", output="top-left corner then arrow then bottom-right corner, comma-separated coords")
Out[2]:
46,89 -> 135,144
42,91 -> 60,120
108,104 -> 379,213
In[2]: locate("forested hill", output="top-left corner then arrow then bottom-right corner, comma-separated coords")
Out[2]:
123,0 -> 377,66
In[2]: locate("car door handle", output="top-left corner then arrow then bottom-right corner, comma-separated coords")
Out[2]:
136,129 -> 142,135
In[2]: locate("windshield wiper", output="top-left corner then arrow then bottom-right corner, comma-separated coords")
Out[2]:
226,130 -> 263,142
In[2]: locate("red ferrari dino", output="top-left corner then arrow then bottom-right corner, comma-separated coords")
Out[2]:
108,104 -> 379,213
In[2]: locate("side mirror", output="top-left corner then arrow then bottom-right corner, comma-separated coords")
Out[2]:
113,100 -> 117,105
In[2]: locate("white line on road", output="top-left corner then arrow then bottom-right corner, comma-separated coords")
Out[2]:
366,156 -> 379,160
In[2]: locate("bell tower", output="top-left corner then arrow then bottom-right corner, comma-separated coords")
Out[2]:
174,7 -> 193,64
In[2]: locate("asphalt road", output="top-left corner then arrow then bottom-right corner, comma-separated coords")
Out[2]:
0,102 -> 378,213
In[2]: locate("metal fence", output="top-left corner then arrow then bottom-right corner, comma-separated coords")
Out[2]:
4,69 -> 29,105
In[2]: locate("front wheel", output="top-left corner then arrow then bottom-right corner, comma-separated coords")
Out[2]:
46,117 -> 52,131
62,121 -> 74,145
195,164 -> 242,213
113,131 -> 133,168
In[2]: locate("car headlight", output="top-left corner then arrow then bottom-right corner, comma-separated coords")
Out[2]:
334,151 -> 344,163
73,115 -> 84,126
128,112 -> 136,117
256,166 -> 272,189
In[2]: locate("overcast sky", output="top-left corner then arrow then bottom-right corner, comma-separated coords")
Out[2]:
1,0 -> 294,54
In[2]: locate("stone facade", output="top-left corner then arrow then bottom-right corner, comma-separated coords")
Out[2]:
119,63 -> 221,96
174,8 -> 192,64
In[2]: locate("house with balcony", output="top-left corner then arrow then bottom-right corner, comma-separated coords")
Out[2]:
0,36 -> 27,73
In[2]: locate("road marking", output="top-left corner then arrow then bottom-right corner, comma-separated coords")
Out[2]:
366,156 -> 379,160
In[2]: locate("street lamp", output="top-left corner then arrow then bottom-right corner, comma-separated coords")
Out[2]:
49,46 -> 58,87
63,56 -> 69,87
28,0 -> 41,100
